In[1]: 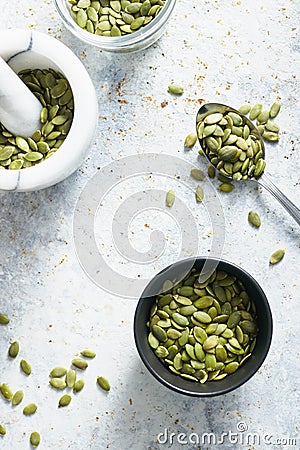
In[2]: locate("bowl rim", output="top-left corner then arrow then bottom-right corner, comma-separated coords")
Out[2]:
0,29 -> 98,191
134,256 -> 273,397
53,0 -> 177,50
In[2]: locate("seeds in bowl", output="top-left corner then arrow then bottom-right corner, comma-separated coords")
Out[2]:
69,0 -> 167,37
147,268 -> 258,383
0,68 -> 74,170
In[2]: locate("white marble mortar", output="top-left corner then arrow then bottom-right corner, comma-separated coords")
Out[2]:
0,28 -> 98,192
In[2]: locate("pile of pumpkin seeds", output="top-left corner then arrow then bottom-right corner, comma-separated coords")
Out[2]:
147,268 -> 258,383
69,0 -> 166,37
0,68 -> 74,170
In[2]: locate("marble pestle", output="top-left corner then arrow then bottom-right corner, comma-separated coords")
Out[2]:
0,56 -> 42,138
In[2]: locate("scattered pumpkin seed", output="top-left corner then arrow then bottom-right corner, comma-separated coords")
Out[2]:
12,390 -> 24,406
49,378 -> 67,390
248,210 -> 261,228
195,186 -> 204,203
0,383 -> 13,401
97,376 -> 110,391
269,249 -> 285,265
50,366 -> 67,378
58,394 -> 72,407
72,358 -> 88,370
0,314 -> 9,324
8,341 -> 19,358
184,133 -> 197,148
168,83 -> 184,95
23,403 -> 37,416
73,379 -> 85,393
66,370 -> 77,388
30,431 -> 41,447
0,424 -> 6,436
20,359 -> 32,376
190,168 -> 206,181
80,350 -> 96,358
166,190 -> 175,207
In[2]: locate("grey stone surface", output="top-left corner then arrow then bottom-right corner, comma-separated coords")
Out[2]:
0,0 -> 299,449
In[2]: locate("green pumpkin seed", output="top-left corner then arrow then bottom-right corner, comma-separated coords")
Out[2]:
168,83 -> 184,95
23,403 -> 37,415
8,341 -> 19,358
12,390 -> 24,406
152,324 -> 167,342
257,110 -> 270,124
73,379 -> 85,393
204,112 -> 223,125
49,378 -> 67,389
269,248 -> 285,265
184,133 -> 197,148
218,183 -> 235,192
30,431 -> 41,447
207,165 -> 216,178
0,424 -> 6,435
248,210 -> 261,227
269,101 -> 281,118
58,394 -> 72,407
97,376 -> 110,391
193,311 -> 212,324
20,359 -> 31,375
72,358 -> 88,370
172,312 -> 189,327
238,104 -> 251,115
0,383 -> 13,401
262,131 -> 280,142
50,366 -> 67,378
195,186 -> 204,203
249,103 -> 263,120
166,190 -> 175,207
190,168 -> 206,181
80,349 -> 96,358
0,314 -> 9,324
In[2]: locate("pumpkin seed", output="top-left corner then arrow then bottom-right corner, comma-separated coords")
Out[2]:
12,390 -> 24,406
269,249 -> 285,265
0,383 -> 13,400
72,358 -> 88,370
97,376 -> 110,391
73,379 -> 85,393
248,210 -> 261,227
0,424 -> 6,435
238,104 -> 251,115
184,133 -> 197,148
166,190 -> 175,207
168,83 -> 184,95
50,366 -> 67,378
269,101 -> 281,118
49,378 -> 67,389
195,186 -> 204,203
20,359 -> 32,375
58,394 -> 72,407
30,431 -> 41,447
218,183 -> 235,192
8,341 -> 19,358
249,103 -> 263,120
23,403 -> 37,415
0,314 -> 9,324
190,168 -> 206,181
80,349 -> 96,358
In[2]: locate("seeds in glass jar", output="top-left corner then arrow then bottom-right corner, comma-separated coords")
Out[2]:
269,249 -> 285,265
147,268 -> 258,383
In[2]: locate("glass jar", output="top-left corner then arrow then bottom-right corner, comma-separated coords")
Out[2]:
53,0 -> 177,53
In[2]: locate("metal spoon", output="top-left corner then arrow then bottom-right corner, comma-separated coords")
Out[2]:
196,102 -> 300,225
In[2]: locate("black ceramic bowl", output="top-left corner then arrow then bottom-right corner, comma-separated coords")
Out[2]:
134,257 -> 273,397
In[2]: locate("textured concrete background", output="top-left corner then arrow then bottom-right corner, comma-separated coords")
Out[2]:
0,0 -> 299,449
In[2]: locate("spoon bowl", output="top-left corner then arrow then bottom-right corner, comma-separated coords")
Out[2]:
196,102 -> 300,225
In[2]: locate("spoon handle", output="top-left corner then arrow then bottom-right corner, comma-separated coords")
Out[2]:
257,173 -> 300,225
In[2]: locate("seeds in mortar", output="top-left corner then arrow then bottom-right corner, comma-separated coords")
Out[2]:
23,403 -> 38,416
248,210 -> 261,228
166,190 -> 175,207
97,376 -> 110,391
30,431 -> 41,447
0,314 -> 9,324
168,83 -> 184,95
69,0 -> 166,36
12,390 -> 24,406
0,68 -> 74,170
20,359 -> 32,376
196,108 -> 266,180
147,268 -> 258,383
58,394 -> 72,407
269,249 -> 285,265
8,341 -> 19,358
184,133 -> 197,149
